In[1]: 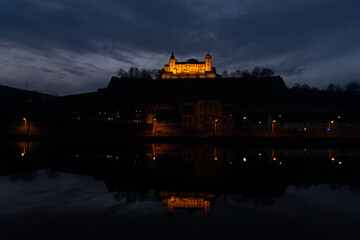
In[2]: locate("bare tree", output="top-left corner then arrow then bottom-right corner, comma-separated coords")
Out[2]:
292,83 -> 301,89
252,67 -> 261,77
259,68 -> 275,77
222,69 -> 228,78
327,83 -> 335,92
345,82 -> 360,92
141,69 -> 152,79
117,68 -> 128,78
241,69 -> 251,78
128,67 -> 141,78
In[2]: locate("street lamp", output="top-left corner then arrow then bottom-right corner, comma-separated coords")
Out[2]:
23,118 -> 27,127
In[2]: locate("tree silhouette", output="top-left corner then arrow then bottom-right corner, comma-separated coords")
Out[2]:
140,69 -> 152,79
116,68 -> 128,78
222,70 -> 228,78
327,83 -> 335,92
292,83 -> 302,89
241,69 -> 251,78
259,68 -> 275,77
345,82 -> 360,92
252,67 -> 261,77
302,84 -> 310,90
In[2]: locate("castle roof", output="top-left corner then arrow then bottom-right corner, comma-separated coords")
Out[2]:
176,58 -> 205,64
170,52 -> 175,59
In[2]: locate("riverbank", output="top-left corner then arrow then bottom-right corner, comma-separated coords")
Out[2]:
1,134 -> 360,148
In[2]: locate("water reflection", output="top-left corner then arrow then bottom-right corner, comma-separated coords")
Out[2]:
1,141 -> 360,239
1,141 -> 360,219
160,192 -> 214,217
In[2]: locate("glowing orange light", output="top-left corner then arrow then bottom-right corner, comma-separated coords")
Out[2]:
273,157 -> 277,161
331,157 -> 335,161
273,120 -> 276,123
330,121 -> 334,124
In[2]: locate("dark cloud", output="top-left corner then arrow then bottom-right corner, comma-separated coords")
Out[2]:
1,0 -> 360,94
62,68 -> 85,76
40,68 -> 56,73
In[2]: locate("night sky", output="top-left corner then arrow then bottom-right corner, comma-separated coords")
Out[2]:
1,0 -> 360,95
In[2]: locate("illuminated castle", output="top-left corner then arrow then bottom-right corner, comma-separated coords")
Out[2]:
157,52 -> 218,79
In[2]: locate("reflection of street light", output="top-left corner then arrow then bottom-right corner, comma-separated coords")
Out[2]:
214,119 -> 218,135
272,120 -> 276,136
23,118 -> 27,127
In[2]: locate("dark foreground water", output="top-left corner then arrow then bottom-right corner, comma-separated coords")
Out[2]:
1,141 -> 360,239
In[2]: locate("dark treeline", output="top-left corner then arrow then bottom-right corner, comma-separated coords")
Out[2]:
221,66 -> 359,92
292,82 -> 360,92
222,67 -> 275,78
117,67 -> 160,80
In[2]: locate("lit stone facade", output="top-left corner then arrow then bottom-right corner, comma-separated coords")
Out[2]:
158,52 -> 217,79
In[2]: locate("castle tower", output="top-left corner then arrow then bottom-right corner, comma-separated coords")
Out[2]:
205,53 -> 211,72
169,52 -> 176,72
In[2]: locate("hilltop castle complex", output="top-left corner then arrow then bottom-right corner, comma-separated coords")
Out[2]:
157,52 -> 218,79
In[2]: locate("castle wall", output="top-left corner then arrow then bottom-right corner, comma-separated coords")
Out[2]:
163,53 -> 214,77
159,72 -> 217,80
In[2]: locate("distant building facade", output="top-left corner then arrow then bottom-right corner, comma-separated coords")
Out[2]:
158,52 -> 218,79
152,109 -> 183,136
181,100 -> 234,136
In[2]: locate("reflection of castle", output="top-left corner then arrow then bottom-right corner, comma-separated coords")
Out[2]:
160,191 -> 215,217
158,52 -> 218,79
